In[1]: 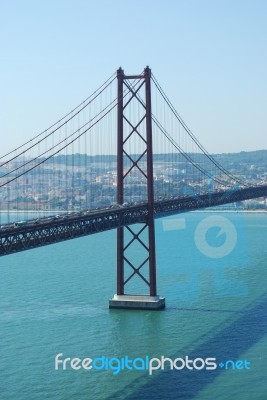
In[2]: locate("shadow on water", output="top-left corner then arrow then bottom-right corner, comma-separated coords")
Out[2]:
107,293 -> 267,400
166,306 -> 246,314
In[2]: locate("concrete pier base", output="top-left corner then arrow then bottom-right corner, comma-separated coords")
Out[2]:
109,294 -> 165,310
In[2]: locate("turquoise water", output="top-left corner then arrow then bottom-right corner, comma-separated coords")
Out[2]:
1,212 -> 267,399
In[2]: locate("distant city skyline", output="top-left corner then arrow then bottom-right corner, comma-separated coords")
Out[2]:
1,0 -> 266,155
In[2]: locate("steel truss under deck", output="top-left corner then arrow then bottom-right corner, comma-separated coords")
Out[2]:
1,185 -> 267,257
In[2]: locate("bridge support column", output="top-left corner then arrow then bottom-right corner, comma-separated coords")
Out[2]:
109,67 -> 165,310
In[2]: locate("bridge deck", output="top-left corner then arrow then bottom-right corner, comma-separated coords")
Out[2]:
0,185 -> 267,256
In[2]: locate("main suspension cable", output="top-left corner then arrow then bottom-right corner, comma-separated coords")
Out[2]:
0,72 -> 117,163
151,74 -> 248,187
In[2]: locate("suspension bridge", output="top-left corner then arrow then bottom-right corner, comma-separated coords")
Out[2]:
0,67 -> 266,309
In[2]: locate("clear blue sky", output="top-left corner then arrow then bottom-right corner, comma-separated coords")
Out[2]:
1,0 -> 266,154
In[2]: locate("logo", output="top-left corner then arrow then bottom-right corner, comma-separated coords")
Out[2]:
55,354 -> 251,375
194,215 -> 237,259
161,211 -> 248,301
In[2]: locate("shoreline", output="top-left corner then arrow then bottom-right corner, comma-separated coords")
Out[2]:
0,210 -> 67,214
0,209 -> 267,215
192,209 -> 267,214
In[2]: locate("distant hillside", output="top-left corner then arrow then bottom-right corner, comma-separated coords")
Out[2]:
214,150 -> 267,168
45,150 -> 267,170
